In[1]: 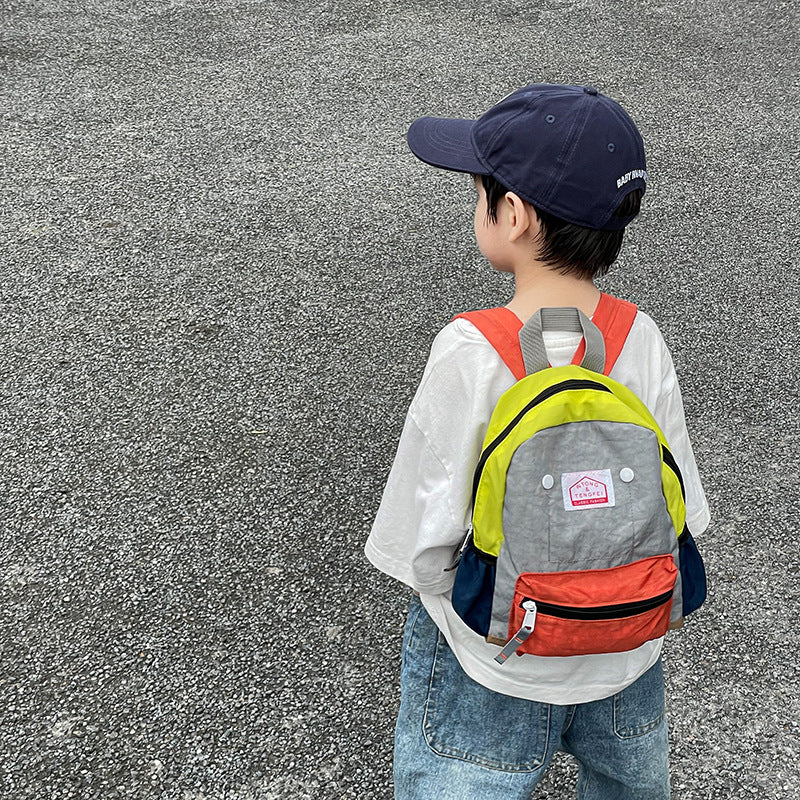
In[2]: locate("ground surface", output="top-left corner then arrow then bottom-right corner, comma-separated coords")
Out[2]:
1,0 -> 799,798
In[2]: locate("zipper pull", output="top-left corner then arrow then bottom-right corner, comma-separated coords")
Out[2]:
443,527 -> 473,572
494,601 -> 537,665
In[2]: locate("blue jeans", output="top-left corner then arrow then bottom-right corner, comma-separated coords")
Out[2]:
394,595 -> 670,800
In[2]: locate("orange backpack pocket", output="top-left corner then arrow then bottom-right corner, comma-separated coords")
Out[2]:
507,555 -> 677,658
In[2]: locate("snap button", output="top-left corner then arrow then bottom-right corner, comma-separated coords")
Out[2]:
542,474 -> 554,490
620,468 -> 634,483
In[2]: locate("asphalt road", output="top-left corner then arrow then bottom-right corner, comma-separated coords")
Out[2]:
1,1 -> 799,798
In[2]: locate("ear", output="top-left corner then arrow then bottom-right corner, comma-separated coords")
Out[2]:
503,192 -> 537,243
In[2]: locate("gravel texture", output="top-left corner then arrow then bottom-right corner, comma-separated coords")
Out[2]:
1,0 -> 798,798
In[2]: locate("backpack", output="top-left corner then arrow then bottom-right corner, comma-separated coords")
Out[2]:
450,296 -> 706,664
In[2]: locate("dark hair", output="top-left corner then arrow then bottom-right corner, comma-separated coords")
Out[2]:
475,173 -> 642,280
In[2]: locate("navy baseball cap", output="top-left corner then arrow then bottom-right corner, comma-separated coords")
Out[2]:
406,84 -> 647,231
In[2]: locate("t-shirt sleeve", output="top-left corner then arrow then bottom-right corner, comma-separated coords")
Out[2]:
614,313 -> 711,535
365,320 -> 512,594
650,350 -> 711,535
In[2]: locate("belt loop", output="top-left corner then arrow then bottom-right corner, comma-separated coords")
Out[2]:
562,705 -> 577,734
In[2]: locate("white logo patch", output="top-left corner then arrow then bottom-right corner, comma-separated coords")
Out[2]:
561,470 -> 615,511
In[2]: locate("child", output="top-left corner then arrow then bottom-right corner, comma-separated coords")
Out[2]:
365,84 -> 710,800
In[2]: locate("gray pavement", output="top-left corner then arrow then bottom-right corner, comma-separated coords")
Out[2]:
1,0 -> 799,798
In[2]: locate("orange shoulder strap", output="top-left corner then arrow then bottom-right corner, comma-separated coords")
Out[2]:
453,307 -> 526,381
454,293 -> 637,380
570,293 -> 638,375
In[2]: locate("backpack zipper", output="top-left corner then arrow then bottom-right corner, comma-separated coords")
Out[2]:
494,600 -> 538,664
471,379 -> 613,506
494,589 -> 674,665
526,589 -> 674,621
471,379 -> 687,508
660,445 -> 686,502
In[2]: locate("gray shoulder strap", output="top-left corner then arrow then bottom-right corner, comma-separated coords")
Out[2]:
519,307 -> 606,376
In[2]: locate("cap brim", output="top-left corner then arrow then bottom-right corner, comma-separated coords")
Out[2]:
406,117 -> 486,174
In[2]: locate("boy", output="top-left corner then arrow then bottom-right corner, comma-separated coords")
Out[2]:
366,84 -> 709,799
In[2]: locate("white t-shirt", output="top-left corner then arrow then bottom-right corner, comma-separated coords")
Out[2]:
365,309 -> 710,703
